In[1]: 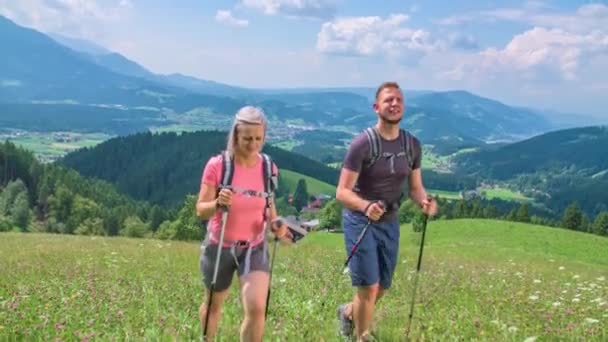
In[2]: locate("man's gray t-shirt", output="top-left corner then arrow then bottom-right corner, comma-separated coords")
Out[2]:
342,129 -> 422,214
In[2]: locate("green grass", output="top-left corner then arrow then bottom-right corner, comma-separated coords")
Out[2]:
280,169 -> 336,195
428,189 -> 461,200
273,140 -> 302,151
148,124 -> 209,134
592,169 -> 608,178
484,188 -> 532,202
1,219 -> 607,340
451,147 -> 479,155
421,147 -> 452,172
4,132 -> 112,162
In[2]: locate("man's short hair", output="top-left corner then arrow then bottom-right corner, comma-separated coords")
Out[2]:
375,82 -> 401,100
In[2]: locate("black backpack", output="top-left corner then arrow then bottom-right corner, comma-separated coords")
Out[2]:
362,126 -> 415,173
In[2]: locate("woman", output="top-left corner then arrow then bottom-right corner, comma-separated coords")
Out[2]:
196,106 -> 290,341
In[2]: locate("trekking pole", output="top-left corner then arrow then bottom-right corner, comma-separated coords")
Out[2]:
265,235 -> 279,318
342,201 -> 385,273
342,219 -> 372,273
203,207 -> 229,341
405,213 -> 429,339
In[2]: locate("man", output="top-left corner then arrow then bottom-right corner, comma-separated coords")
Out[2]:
335,81 -> 438,341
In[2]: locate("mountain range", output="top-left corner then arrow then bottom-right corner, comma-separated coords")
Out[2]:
1,14 -> 602,149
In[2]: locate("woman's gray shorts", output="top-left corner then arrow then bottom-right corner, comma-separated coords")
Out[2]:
200,241 -> 270,291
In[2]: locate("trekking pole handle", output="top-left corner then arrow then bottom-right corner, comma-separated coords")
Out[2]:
216,186 -> 233,211
364,200 -> 386,214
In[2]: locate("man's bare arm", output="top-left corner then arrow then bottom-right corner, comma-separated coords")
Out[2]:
336,168 -> 370,212
408,168 -> 428,207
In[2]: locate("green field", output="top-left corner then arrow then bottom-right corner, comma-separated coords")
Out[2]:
484,188 -> 532,202
428,189 -> 461,200
149,124 -> 209,134
280,169 -> 336,195
427,188 -> 532,202
4,131 -> 112,162
421,147 -> 452,172
1,220 -> 607,340
273,140 -> 302,151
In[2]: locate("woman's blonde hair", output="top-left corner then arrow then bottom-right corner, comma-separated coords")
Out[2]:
226,106 -> 267,155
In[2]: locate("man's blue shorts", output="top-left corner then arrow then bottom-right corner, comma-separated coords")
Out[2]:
342,208 -> 400,289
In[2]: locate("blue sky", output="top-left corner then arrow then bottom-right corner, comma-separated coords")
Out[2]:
0,0 -> 607,118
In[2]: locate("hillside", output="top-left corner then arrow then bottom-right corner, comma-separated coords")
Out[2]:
26,18 -> 567,143
2,219 -> 606,340
0,103 -> 159,135
0,16 -> 166,105
0,15 -> 246,114
0,141 -> 166,237
279,169 -> 336,195
405,91 -> 554,147
59,130 -> 339,207
454,126 -> 608,180
452,126 -> 608,217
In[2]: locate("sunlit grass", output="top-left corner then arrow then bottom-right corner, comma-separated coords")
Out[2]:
1,219 -> 607,340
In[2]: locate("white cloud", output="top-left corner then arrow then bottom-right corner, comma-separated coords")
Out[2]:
240,0 -> 336,19
438,3 -> 608,33
316,13 -> 440,61
215,10 -> 249,28
434,3 -> 608,83
440,27 -> 608,82
0,0 -> 131,38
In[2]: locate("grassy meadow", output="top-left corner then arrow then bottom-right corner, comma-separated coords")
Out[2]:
1,219 -> 607,341
3,132 -> 112,162
280,169 -> 337,195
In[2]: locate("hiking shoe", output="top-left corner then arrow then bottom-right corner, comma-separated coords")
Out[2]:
337,303 -> 353,338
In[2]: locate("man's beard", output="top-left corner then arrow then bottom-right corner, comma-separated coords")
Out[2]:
379,114 -> 402,125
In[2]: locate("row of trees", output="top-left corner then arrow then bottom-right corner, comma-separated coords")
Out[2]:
0,141 -> 182,239
1,138 -> 606,241
315,195 -> 608,237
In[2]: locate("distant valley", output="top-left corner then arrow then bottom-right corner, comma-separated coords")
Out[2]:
1,14 -> 607,221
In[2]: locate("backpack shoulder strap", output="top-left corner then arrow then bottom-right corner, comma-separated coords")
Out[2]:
400,129 -> 414,169
261,153 -> 277,195
363,127 -> 382,166
220,151 -> 234,188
